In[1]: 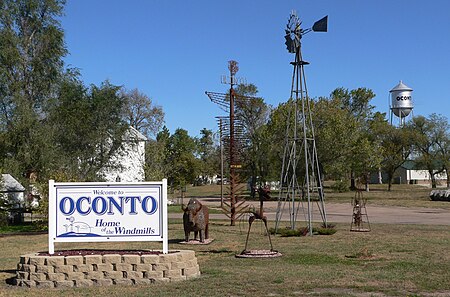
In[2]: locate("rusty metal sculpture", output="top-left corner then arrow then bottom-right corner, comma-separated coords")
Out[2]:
236,186 -> 281,258
350,189 -> 370,232
242,186 -> 274,253
182,198 -> 210,242
206,60 -> 257,226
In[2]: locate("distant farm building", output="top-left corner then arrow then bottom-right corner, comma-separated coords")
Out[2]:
373,160 -> 447,186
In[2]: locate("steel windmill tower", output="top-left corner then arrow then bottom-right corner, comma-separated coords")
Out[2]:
275,11 -> 328,235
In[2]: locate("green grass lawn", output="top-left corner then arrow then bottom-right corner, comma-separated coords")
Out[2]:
1,219 -> 450,297
1,184 -> 449,296
0,222 -> 46,234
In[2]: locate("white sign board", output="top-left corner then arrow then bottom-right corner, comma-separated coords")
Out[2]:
48,179 -> 168,254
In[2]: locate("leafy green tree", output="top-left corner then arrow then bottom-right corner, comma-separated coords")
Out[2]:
377,123 -> 414,191
407,114 -> 449,188
0,0 -> 66,180
330,87 -> 376,189
195,128 -> 218,185
165,128 -> 198,189
47,79 -> 128,181
350,136 -> 383,191
144,139 -> 166,181
120,88 -> 164,139
312,96 -> 359,181
364,111 -> 415,191
144,126 -> 170,181
438,135 -> 450,188
331,87 -> 375,123
264,99 -> 297,181
234,84 -> 271,187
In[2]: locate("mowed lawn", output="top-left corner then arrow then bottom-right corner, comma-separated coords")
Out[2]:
1,184 -> 449,297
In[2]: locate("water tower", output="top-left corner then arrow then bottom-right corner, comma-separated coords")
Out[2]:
390,80 -> 413,126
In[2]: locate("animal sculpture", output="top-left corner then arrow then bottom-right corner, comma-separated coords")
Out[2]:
182,198 -> 209,243
243,186 -> 274,252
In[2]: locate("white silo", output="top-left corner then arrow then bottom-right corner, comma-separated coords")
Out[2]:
390,80 -> 413,126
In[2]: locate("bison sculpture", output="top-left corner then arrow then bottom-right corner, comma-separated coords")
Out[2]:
182,198 -> 209,243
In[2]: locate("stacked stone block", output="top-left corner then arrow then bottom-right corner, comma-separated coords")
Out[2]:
14,250 -> 200,288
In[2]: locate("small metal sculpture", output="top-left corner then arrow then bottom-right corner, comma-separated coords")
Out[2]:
350,190 -> 371,232
242,186 -> 274,253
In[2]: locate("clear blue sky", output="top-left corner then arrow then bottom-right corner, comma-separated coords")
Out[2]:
61,0 -> 450,137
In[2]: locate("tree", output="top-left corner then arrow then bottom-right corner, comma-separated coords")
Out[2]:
234,84 -> 271,187
47,79 -> 128,181
144,126 -> 170,181
195,128 -> 218,185
120,88 -> 164,139
350,136 -> 383,191
407,114 -> 449,188
312,96 -> 359,181
331,87 -> 377,189
165,128 -> 198,189
363,111 -> 414,191
331,87 -> 375,123
264,99 -> 297,181
379,125 -> 414,191
0,0 -> 66,181
144,139 -> 166,181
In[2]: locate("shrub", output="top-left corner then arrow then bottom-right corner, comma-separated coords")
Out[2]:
0,212 -> 8,227
331,180 -> 349,193
317,227 -> 337,235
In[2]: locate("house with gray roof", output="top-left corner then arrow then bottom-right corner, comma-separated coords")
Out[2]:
1,174 -> 26,209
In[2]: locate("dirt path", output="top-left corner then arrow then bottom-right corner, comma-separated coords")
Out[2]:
173,199 -> 450,225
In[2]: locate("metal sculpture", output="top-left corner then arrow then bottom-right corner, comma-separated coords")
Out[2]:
350,190 -> 371,232
182,198 -> 210,242
242,186 -> 274,253
275,11 -> 328,235
206,61 -> 257,226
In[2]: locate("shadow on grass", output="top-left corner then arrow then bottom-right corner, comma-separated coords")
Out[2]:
1,269 -> 16,286
197,249 -> 234,254
168,238 -> 184,244
0,231 -> 47,237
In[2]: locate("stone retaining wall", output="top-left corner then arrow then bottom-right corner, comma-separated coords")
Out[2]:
14,250 -> 200,288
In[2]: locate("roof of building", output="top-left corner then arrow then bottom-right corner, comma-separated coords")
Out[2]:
124,126 -> 147,142
1,174 -> 26,192
390,80 -> 413,92
401,160 -> 444,171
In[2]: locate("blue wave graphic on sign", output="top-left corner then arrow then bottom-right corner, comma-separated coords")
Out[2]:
58,232 -> 101,237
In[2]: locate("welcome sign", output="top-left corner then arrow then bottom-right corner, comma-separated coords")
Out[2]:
48,179 -> 168,254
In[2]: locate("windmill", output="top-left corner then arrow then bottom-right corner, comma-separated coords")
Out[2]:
275,11 -> 328,235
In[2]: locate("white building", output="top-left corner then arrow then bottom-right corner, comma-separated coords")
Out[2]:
373,160 -> 447,186
396,160 -> 447,186
99,126 -> 147,182
0,174 -> 26,209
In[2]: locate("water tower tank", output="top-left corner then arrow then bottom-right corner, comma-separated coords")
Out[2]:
390,81 -> 413,117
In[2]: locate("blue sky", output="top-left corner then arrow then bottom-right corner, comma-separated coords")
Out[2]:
61,0 -> 450,137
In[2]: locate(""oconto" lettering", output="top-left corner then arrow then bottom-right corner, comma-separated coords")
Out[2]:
59,196 -> 158,216
396,95 -> 411,101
